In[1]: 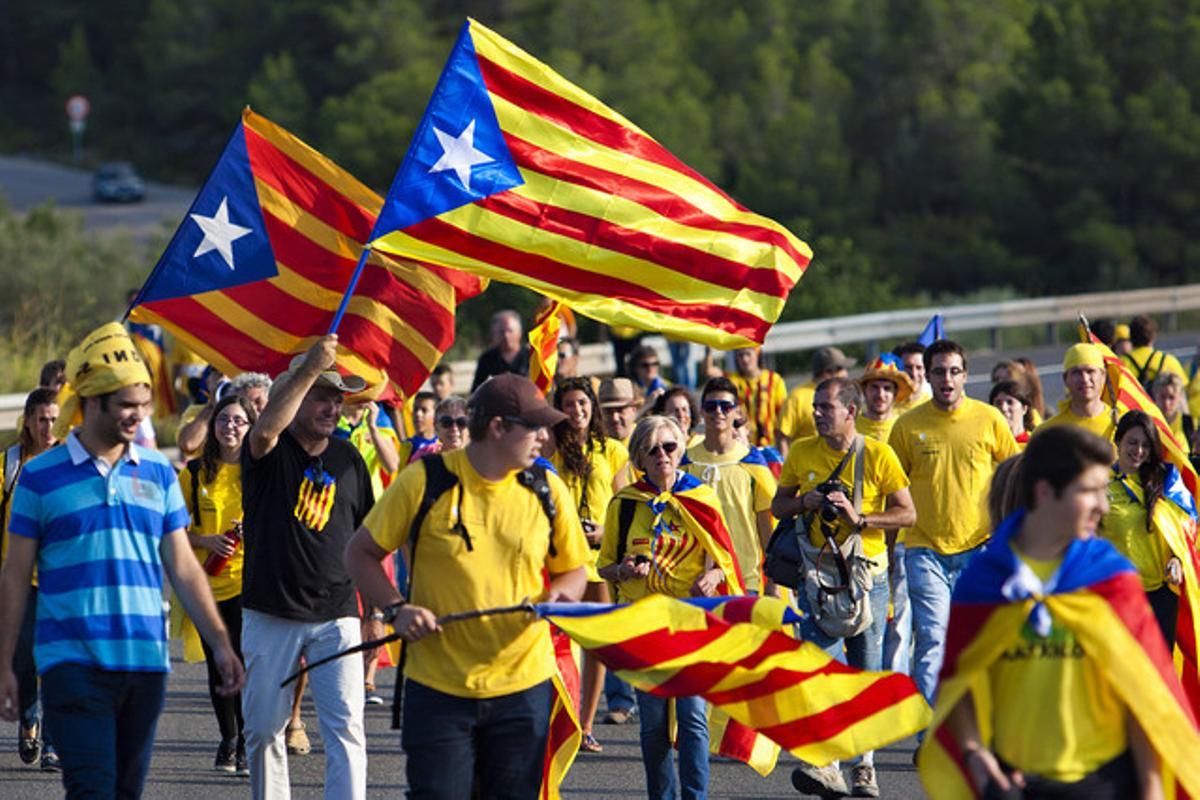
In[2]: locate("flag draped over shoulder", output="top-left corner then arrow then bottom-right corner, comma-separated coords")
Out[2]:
129,108 -> 483,401
368,19 -> 811,350
1082,327 -> 1200,714
528,300 -> 562,396
918,511 -> 1200,799
538,595 -> 929,769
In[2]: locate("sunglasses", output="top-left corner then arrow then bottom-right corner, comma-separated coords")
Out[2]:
438,415 -> 469,429
637,361 -> 660,369
503,416 -> 543,430
644,440 -> 679,457
702,399 -> 737,414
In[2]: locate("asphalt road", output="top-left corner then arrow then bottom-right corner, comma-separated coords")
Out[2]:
0,648 -> 927,799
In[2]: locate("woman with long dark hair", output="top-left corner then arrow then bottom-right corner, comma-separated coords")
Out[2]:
549,377 -> 629,752
174,393 -> 256,774
1101,410 -> 1187,645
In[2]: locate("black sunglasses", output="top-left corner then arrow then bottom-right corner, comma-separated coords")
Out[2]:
438,415 -> 469,429
702,399 -> 737,414
645,441 -> 679,457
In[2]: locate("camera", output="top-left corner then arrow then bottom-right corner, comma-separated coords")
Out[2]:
814,480 -> 846,523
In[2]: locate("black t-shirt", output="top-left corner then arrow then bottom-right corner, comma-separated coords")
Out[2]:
471,345 -> 531,392
241,430 -> 374,621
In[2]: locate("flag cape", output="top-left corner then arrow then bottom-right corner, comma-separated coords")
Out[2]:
528,300 -> 562,396
617,472 -> 746,595
1082,328 -> 1200,714
539,595 -> 929,767
129,108 -> 483,401
368,19 -> 811,350
127,320 -> 177,418
917,510 -> 1200,799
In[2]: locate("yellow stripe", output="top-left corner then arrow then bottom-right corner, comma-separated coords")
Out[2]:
243,108 -> 383,216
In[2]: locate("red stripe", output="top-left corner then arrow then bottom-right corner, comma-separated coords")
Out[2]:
716,597 -> 763,625
593,622 -> 729,671
243,124 -> 375,242
676,492 -> 745,590
401,217 -> 773,342
475,52 -> 740,209
502,134 -> 810,272
755,673 -> 922,749
716,718 -> 762,764
141,297 -> 291,374
939,603 -> 1001,682
649,634 -> 800,697
479,188 -> 794,298
703,661 -> 861,707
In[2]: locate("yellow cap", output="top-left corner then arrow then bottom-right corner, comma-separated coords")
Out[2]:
1063,343 -> 1105,372
1113,323 -> 1131,341
53,323 -> 153,439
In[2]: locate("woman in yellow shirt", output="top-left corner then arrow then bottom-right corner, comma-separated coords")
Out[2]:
1101,410 -> 1186,645
176,394 -> 255,774
989,379 -> 1035,448
549,377 -> 630,752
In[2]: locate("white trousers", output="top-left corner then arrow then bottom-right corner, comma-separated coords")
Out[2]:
241,610 -> 366,800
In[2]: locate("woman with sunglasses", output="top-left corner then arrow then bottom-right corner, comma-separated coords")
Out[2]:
547,377 -> 630,752
598,415 -> 743,799
173,393 -> 256,775
1101,410 -> 1190,645
411,396 -> 471,461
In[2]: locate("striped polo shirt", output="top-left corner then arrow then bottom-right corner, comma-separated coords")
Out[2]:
8,430 -> 188,674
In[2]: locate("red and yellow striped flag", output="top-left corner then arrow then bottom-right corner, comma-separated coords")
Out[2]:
528,300 -> 563,396
540,628 -> 581,800
539,595 -> 930,769
129,108 -> 484,401
369,19 -> 811,350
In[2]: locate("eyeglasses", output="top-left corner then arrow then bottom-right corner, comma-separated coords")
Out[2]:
438,415 -> 469,429
215,415 -> 250,428
702,399 -> 737,414
503,416 -> 543,430
645,440 -> 679,457
929,367 -> 966,378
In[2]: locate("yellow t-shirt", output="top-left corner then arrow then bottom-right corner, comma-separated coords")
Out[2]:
989,553 -> 1128,781
550,438 -> 628,525
855,413 -> 896,443
1042,403 -> 1117,445
777,435 -> 909,572
1101,474 -> 1172,591
178,462 -> 245,601
779,382 -> 816,442
1123,346 -> 1187,386
682,442 -> 776,592
364,448 -> 588,699
889,398 -> 1019,554
598,490 -> 713,601
728,370 -> 787,447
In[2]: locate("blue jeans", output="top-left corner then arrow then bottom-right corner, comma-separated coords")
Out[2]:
605,671 -> 636,713
883,541 -> 912,675
905,545 -> 979,706
636,691 -> 708,800
401,679 -> 552,799
795,570 -> 890,765
41,663 -> 167,799
667,341 -> 695,389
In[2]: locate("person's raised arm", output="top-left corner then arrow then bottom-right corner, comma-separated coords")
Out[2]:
366,404 -> 400,475
176,404 -> 214,458
248,335 -> 337,460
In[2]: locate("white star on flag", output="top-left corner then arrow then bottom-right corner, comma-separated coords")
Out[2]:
190,196 -> 252,270
429,119 -> 494,192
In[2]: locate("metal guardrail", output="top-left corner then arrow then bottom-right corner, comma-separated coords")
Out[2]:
6,283 -> 1200,430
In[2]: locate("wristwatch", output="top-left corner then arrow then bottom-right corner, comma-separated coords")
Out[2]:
379,601 -> 408,624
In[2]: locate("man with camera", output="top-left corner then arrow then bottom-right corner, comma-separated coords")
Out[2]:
771,377 -> 915,798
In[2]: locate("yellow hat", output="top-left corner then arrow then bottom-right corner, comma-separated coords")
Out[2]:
1063,343 -> 1105,372
53,323 -> 153,439
1113,323 -> 1131,341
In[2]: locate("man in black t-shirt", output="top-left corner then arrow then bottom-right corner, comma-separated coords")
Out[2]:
471,309 -> 530,392
240,335 -> 374,800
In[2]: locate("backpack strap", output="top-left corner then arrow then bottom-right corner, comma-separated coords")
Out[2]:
615,497 -> 638,564
0,444 -> 23,570
850,435 -> 865,517
516,463 -> 559,556
407,453 -> 459,585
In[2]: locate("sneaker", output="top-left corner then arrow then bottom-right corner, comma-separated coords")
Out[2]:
214,738 -> 237,773
40,749 -> 61,773
602,707 -> 635,725
850,764 -> 879,798
790,762 -> 848,799
364,683 -> 384,706
285,721 -> 311,755
18,724 -> 40,765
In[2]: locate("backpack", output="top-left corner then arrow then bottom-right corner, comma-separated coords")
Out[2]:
1124,349 -> 1167,394
391,452 -> 558,728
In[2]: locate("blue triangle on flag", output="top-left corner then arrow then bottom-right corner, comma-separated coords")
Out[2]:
139,124 -> 278,304
373,21 -> 524,236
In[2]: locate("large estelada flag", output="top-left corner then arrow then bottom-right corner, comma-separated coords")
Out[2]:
538,595 -> 930,769
367,19 -> 811,350
918,511 -> 1200,799
129,108 -> 484,401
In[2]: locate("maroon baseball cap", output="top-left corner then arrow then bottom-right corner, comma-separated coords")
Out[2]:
469,374 -> 567,428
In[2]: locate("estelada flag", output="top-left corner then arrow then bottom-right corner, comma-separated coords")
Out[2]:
918,510 -> 1200,799
127,320 -> 177,418
129,108 -> 483,401
539,595 -> 929,768
368,19 -> 811,350
528,300 -> 563,396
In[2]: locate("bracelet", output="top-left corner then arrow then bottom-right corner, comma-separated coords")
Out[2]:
368,611 -> 385,622
380,600 -> 408,624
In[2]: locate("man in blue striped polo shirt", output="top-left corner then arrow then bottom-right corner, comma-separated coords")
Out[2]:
0,323 -> 244,799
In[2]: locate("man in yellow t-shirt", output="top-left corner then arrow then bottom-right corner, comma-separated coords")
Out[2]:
773,377 -> 915,798
778,346 -> 855,456
344,374 -> 588,798
1122,313 -> 1186,388
727,347 -> 787,448
1042,344 -> 1117,444
888,340 -> 1018,715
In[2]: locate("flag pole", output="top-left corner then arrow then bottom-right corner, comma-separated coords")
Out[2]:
327,246 -> 371,335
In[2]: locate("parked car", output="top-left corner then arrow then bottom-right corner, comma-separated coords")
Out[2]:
93,161 -> 145,202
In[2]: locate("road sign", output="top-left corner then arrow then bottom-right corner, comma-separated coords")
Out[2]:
65,94 -> 91,122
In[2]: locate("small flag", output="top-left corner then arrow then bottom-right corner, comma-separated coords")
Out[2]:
528,300 -> 563,396
916,314 -> 944,347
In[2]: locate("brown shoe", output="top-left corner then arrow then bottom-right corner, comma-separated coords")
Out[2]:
602,707 -> 634,725
285,721 -> 311,755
